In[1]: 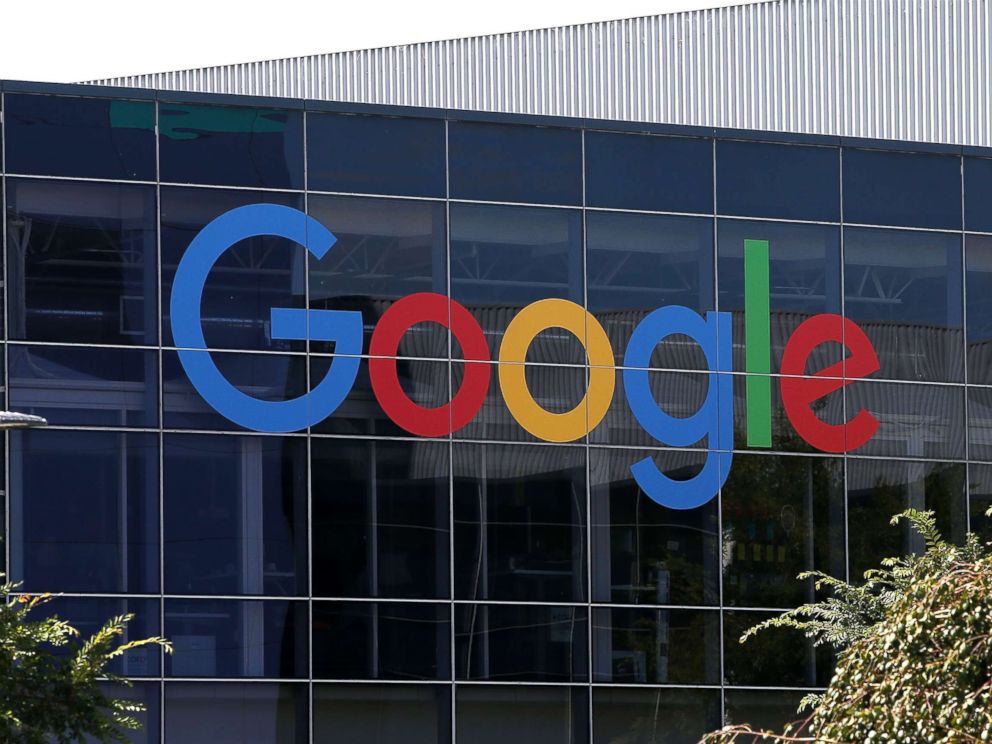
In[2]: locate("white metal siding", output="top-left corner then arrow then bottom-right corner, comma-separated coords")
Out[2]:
88,0 -> 992,147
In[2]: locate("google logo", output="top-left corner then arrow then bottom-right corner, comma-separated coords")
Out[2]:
172,204 -> 882,510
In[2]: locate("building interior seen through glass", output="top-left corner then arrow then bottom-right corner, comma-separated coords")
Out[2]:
2,86 -> 990,743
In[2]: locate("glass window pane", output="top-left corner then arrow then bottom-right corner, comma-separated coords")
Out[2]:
94,681 -> 160,744
313,684 -> 451,744
967,463 -> 992,542
165,682 -> 307,744
453,443 -> 586,602
844,227 -> 963,382
4,93 -> 155,180
723,689 -> 808,735
307,112 -> 445,197
159,103 -> 303,188
722,454 -> 845,608
307,195 -> 447,356
965,234 -> 992,383
9,345 -> 158,427
455,604 -> 588,682
449,120 -> 582,205
964,156 -> 992,232
311,438 -> 449,599
7,178 -> 158,345
160,187 -> 305,351
450,204 -> 583,358
312,601 -> 450,680
590,447 -> 720,606
592,607 -> 720,684
968,387 -> 992,462
593,688 -> 721,744
843,148 -> 961,229
165,599 -> 308,678
164,434 -> 307,596
723,610 -> 833,687
717,140 -> 840,221
587,211 -> 714,369
718,220 -> 842,373
847,459 -> 966,579
10,430 -> 158,593
456,685 -> 588,744
585,131 -> 713,213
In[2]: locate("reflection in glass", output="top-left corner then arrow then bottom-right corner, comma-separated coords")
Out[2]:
847,459 -> 966,579
722,454 -> 845,608
311,438 -> 449,599
10,430 -> 158,593
585,131 -> 713,213
592,607 -> 720,684
160,187 -> 305,351
456,604 -> 587,682
590,447 -> 720,606
587,211 -> 714,368
718,219 -> 841,373
164,435 -> 307,596
844,227 -> 963,381
159,103 -> 304,188
165,599 -> 308,678
7,178 -> 157,344
965,234 -> 992,383
723,610 -> 832,687
448,120 -> 582,204
9,345 -> 158,427
99,682 -> 160,744
4,93 -> 156,180
307,112 -> 446,197
453,443 -> 586,602
314,684 -> 451,744
593,688 -> 721,744
723,690 -> 808,733
307,195 -> 447,356
964,156 -> 992,232
456,685 -> 588,744
165,682 -> 307,744
967,464 -> 992,543
717,140 -> 839,221
312,602 -> 450,680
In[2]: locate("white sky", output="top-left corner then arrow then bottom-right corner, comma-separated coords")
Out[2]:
0,0 -> 747,83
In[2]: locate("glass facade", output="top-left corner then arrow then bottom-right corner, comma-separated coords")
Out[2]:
1,85 -> 986,743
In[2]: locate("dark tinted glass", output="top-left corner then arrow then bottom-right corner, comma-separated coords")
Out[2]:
965,234 -> 992,383
722,454 -> 845,608
449,121 -> 582,204
843,227 -> 963,382
718,220 -> 842,373
165,682 -> 307,744
312,602 -> 450,680
964,156 -> 992,232
585,131 -> 712,213
842,148 -> 961,229
9,345 -> 158,427
590,447 -> 720,606
723,610 -> 833,687
307,195 -> 446,356
723,690 -> 809,733
307,113 -> 445,197
95,682 -> 160,744
164,435 -> 308,596
456,604 -> 588,681
162,350 -> 308,431
847,459 -> 966,578
450,204 -> 583,357
165,599 -> 308,678
969,387 -> 992,461
592,607 -> 720,684
968,464 -> 992,542
314,684 -> 451,744
160,103 -> 303,188
717,140 -> 840,221
456,686 -> 588,744
453,443 -> 586,602
10,430 -> 158,593
593,688 -> 721,744
5,94 -> 155,180
7,178 -> 158,345
311,438 -> 449,598
160,187 -> 305,351
39,597 -> 160,676
587,211 -> 714,368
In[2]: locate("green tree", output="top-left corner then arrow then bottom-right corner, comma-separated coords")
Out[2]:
0,574 -> 171,744
701,508 -> 992,743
